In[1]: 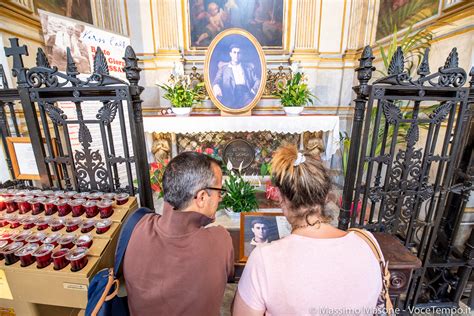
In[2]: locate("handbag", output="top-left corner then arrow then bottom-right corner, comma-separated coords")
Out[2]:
348,228 -> 394,316
86,207 -> 153,316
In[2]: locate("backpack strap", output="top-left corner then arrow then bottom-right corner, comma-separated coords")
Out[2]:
348,228 -> 394,314
114,207 -> 153,277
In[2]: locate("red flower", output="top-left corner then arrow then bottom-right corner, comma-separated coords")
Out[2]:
205,148 -> 213,155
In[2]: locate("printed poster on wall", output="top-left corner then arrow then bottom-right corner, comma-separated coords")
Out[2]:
38,10 -> 135,186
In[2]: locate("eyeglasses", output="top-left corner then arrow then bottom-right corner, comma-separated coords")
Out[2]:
195,187 -> 227,198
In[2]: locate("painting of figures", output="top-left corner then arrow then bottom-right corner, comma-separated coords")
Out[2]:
376,0 -> 440,40
35,0 -> 93,24
188,0 -> 284,48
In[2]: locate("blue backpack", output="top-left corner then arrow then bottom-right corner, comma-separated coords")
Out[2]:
85,207 -> 153,316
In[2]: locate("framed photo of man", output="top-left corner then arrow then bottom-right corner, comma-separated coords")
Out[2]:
204,28 -> 267,114
239,212 -> 291,262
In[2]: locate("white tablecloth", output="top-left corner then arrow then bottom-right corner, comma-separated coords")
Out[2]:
143,115 -> 340,160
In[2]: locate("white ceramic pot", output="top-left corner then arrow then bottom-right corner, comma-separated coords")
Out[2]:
171,107 -> 192,116
225,209 -> 241,222
283,106 -> 304,116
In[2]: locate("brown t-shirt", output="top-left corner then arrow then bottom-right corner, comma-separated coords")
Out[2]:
123,204 -> 234,316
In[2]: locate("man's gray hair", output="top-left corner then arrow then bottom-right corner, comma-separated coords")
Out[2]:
162,152 -> 221,210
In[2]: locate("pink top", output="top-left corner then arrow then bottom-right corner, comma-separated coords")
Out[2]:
238,232 -> 382,316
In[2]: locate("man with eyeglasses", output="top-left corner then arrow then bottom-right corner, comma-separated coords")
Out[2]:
123,152 -> 234,316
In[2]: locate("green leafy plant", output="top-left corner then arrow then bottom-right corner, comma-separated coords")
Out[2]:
221,168 -> 258,213
274,72 -> 316,107
157,75 -> 205,108
341,22 -> 436,179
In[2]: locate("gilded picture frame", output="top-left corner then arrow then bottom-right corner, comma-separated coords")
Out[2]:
239,212 -> 291,262
204,28 -> 267,114
6,137 -> 41,180
183,0 -> 291,54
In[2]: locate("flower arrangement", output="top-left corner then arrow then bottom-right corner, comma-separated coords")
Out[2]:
274,72 -> 316,107
157,75 -> 205,108
149,160 -> 169,198
221,162 -> 258,213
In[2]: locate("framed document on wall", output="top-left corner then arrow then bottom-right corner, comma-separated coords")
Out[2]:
6,137 -> 41,180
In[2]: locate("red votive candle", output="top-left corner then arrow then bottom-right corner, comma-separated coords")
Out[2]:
80,219 -> 96,233
58,234 -> 76,249
43,198 -> 58,215
33,243 -> 55,268
53,190 -> 65,197
20,216 -> 36,230
52,248 -> 70,270
0,216 -> 9,228
87,192 -> 103,200
0,240 -> 9,260
30,189 -> 43,197
73,192 -> 90,200
2,242 -> 23,265
64,191 -> 77,199
69,199 -> 86,217
102,193 -> 116,201
95,219 -> 112,234
55,199 -> 71,217
66,247 -> 89,272
26,232 -> 46,245
115,193 -> 129,205
15,243 -> 39,267
97,199 -> 113,218
42,190 -> 54,197
35,217 -> 49,231
66,218 -> 82,233
74,234 -> 93,248
6,189 -> 17,196
0,231 -> 16,243
83,200 -> 98,218
49,218 -> 65,232
17,197 -> 32,214
12,230 -> 32,244
43,233 -> 61,247
15,190 -> 26,197
30,197 -> 46,215
0,197 -> 6,211
5,197 -> 17,213
8,214 -> 21,228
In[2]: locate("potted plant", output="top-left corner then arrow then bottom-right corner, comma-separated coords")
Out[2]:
221,163 -> 258,221
274,72 -> 316,116
157,75 -> 204,116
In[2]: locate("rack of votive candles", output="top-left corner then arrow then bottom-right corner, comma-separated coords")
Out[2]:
0,230 -> 94,272
0,189 -> 132,222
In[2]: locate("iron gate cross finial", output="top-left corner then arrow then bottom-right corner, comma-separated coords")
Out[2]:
4,38 -> 28,86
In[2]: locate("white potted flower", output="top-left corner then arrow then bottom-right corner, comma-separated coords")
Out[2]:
157,75 -> 204,116
274,72 -> 316,116
221,161 -> 258,221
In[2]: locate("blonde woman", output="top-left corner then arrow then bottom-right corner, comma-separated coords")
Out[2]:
233,145 -> 382,315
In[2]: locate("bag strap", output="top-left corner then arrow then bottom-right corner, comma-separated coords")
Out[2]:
114,207 -> 153,277
348,228 -> 394,314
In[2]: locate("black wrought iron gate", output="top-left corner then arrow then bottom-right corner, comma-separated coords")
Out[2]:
1,38 -> 153,209
339,45 -> 473,308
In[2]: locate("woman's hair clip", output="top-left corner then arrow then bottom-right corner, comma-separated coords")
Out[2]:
293,152 -> 306,166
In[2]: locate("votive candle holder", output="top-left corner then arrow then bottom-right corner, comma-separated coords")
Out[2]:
97,199 -> 113,218
66,247 -> 89,272
52,248 -> 70,270
15,243 -> 39,267
33,243 -> 55,268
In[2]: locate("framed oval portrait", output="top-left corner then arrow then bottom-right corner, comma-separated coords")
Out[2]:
204,28 -> 267,114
